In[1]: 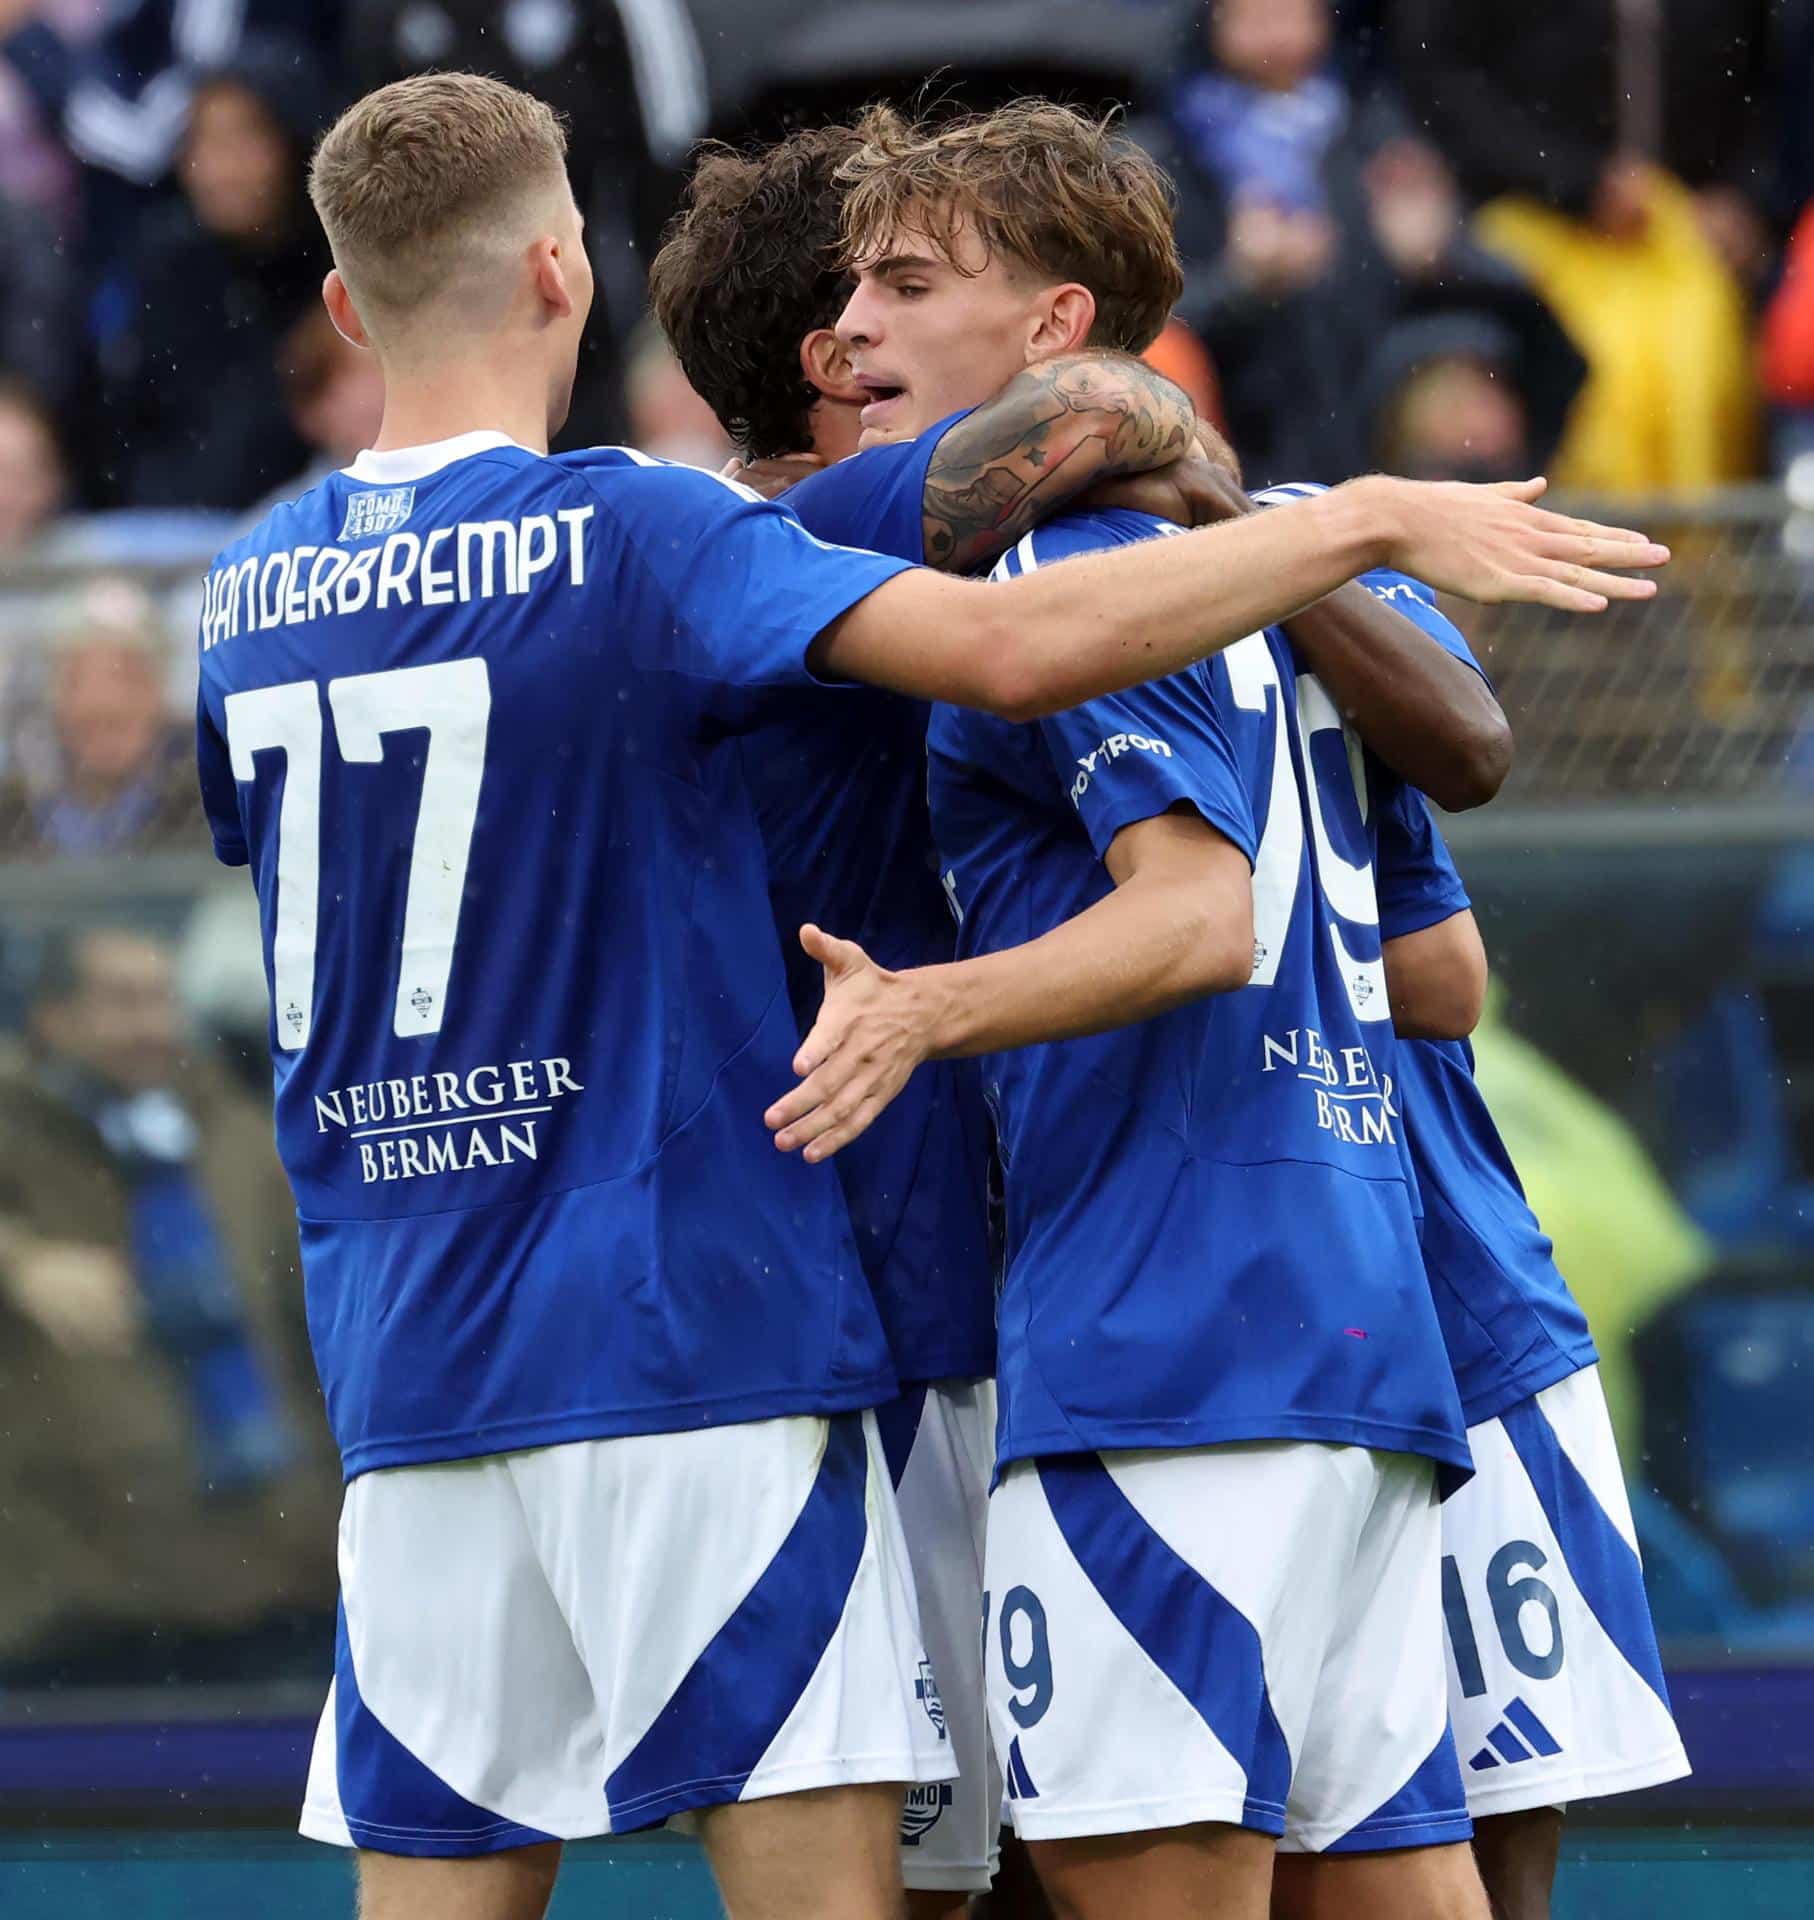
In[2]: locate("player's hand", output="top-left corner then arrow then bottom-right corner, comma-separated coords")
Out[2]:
1082,423 -> 1250,528
1356,475 -> 1669,613
765,925 -> 939,1162
721,452 -> 824,501
1,1239 -> 143,1357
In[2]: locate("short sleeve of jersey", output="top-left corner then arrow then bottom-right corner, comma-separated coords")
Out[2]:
1355,566 -> 1489,684
782,409 -> 973,564
194,665 -> 246,867
1374,782 -> 1471,941
1014,517 -> 1257,865
570,454 -> 913,726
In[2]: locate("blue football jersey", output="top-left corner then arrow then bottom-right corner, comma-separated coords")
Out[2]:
757,411 -> 997,1384
782,409 -> 969,564
738,683 -> 995,1383
1375,787 -> 1598,1426
194,433 -> 912,1477
928,510 -> 1470,1474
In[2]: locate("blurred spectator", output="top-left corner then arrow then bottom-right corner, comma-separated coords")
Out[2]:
1363,315 -> 1556,482
255,302 -> 386,511
0,375 -> 65,550
0,0 -> 98,216
1139,0 -> 1584,483
1761,202 -> 1814,471
0,576 -> 202,858
99,36 -> 330,509
1393,0 -> 1773,491
347,0 -> 708,447
0,0 -> 343,268
0,922 -> 336,1683
622,319 -> 734,468
0,182 -> 75,407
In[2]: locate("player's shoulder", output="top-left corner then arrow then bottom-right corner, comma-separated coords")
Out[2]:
550,445 -> 763,511
995,508 -> 1179,578
206,477 -> 341,579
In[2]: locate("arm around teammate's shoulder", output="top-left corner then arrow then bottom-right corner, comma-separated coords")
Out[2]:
810,476 -> 1668,721
918,354 -> 1196,572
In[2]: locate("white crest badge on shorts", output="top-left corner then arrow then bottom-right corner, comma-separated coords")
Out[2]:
915,1656 -> 947,1739
340,485 -> 416,543
899,1781 -> 953,1844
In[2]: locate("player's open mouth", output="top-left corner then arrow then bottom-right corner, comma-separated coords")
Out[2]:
857,381 -> 907,428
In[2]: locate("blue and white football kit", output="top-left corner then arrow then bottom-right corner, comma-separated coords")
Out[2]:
776,416 -> 1004,1890
1377,789 -> 1690,1816
195,433 -> 953,1852
927,508 -> 1474,1852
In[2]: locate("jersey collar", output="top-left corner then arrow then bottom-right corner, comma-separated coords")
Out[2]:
343,431 -> 532,485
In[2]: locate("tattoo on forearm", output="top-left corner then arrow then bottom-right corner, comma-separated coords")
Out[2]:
921,356 -> 1193,571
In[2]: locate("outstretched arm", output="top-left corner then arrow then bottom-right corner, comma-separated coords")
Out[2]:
812,475 -> 1666,720
917,354 -> 1195,572
764,811 -> 1253,1161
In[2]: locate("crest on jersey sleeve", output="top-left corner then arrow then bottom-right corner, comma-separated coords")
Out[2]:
915,1655 -> 947,1738
340,486 -> 416,542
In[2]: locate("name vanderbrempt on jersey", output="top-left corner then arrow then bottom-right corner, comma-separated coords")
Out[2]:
312,1054 -> 586,1185
200,506 -> 596,648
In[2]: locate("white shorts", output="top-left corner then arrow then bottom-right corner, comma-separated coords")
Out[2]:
1441,1366 -> 1690,1818
300,1411 -> 955,1855
876,1379 -> 1003,1893
985,1442 -> 1470,1854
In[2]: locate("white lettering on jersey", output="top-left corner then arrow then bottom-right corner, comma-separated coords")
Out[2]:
1258,1025 -> 1398,1146
314,1054 -> 586,1185
200,506 -> 596,649
1069,730 -> 1175,806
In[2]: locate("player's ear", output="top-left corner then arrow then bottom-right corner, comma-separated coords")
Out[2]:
322,270 -> 371,351
1028,283 -> 1096,361
530,234 -> 577,320
800,328 -> 866,405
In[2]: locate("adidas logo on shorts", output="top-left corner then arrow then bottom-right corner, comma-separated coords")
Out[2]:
1469,1697 -> 1563,1771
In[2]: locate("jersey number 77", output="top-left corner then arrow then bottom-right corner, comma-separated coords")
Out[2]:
225,659 -> 492,1051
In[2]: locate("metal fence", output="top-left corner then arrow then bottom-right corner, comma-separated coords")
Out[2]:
1462,486 -> 1814,811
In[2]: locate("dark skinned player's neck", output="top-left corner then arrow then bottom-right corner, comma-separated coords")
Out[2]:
806,394 -> 865,466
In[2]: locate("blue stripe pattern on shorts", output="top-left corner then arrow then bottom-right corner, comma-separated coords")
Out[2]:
334,1601 -> 559,1856
605,1412 -> 870,1829
1324,1729 -> 1473,1854
873,1383 -> 930,1490
1500,1399 -> 1672,1712
1037,1453 -> 1292,1832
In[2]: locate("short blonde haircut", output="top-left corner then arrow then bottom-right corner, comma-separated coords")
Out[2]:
308,73 -> 569,316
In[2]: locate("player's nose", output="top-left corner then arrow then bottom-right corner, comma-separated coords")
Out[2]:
834,279 -> 879,350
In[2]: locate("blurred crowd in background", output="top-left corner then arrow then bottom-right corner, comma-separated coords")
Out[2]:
0,0 -> 1811,1701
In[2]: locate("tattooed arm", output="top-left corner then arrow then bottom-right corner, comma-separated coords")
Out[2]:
920,354 -> 1196,572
